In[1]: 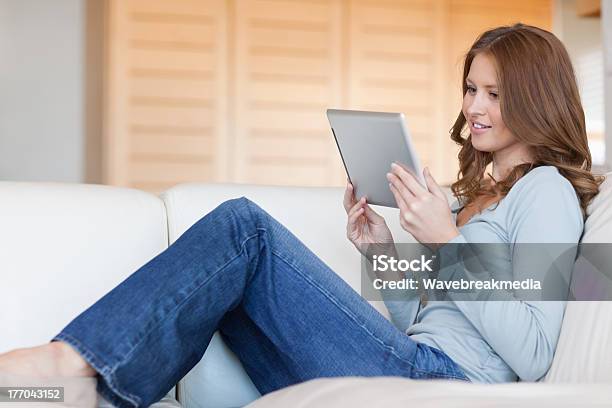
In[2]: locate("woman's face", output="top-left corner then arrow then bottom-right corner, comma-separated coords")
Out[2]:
462,53 -> 522,155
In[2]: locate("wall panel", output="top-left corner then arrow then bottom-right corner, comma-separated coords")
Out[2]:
232,0 -> 344,186
105,0 -> 228,192
346,0 -> 443,175
104,0 -> 554,190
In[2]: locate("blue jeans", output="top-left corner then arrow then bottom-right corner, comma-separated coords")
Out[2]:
53,197 -> 468,408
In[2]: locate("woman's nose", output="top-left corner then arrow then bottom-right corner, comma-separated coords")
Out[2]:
466,95 -> 486,116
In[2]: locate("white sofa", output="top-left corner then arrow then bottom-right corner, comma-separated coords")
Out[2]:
1,175 -> 611,407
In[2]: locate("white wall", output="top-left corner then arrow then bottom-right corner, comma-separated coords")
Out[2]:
554,0 -> 606,169
603,1 -> 612,170
0,0 -> 94,182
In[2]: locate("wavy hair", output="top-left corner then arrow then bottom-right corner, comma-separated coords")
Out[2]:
450,23 -> 604,218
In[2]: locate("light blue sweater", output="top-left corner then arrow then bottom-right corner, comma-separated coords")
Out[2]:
384,166 -> 584,383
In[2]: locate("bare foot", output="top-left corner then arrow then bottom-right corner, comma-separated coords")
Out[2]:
0,342 -> 96,378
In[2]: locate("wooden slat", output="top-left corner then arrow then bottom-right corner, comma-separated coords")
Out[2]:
576,0 -> 600,17
129,124 -> 214,137
451,0 -> 551,13
249,27 -> 330,49
247,55 -> 334,77
352,2 -> 434,29
131,133 -> 215,157
353,87 -> 432,109
352,0 -> 432,10
128,0 -> 216,15
247,162 -> 333,186
248,80 -> 334,105
129,22 -> 216,42
130,105 -> 214,128
130,49 -> 216,71
247,136 -> 334,161
243,0 -> 333,22
246,109 -> 328,131
130,77 -> 215,99
353,33 -> 433,55
129,160 -> 214,183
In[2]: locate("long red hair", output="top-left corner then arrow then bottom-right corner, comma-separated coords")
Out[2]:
450,23 -> 604,218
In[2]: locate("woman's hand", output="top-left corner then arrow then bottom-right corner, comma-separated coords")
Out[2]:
344,180 -> 394,256
387,163 -> 460,249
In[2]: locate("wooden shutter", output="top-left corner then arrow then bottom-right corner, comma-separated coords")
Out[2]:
232,0 -> 344,186
345,0 -> 449,180
104,0 -> 553,190
105,0 -> 229,192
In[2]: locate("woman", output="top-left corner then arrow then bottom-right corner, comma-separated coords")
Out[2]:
0,23 -> 604,407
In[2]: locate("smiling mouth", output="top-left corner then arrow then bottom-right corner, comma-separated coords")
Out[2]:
472,121 -> 492,129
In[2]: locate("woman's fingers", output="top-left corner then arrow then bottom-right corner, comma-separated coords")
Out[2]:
348,197 -> 365,219
390,162 -> 426,198
389,183 -> 409,215
348,205 -> 364,225
343,180 -> 356,213
387,172 -> 415,203
423,167 -> 447,202
347,199 -> 365,238
390,182 -> 418,233
363,203 -> 385,224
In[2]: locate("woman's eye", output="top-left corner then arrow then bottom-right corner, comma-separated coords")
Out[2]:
466,86 -> 476,94
490,92 -> 498,99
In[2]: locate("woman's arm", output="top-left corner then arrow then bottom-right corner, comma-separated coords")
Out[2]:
438,174 -> 583,380
343,180 -> 421,331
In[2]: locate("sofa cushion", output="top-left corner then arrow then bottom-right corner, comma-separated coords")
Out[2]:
544,172 -> 612,382
244,377 -> 611,408
581,172 -> 612,243
0,182 -> 168,352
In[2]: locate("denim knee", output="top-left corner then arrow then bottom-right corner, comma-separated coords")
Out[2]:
212,196 -> 262,224
225,196 -> 258,216
191,197 -> 271,240
217,196 -> 250,212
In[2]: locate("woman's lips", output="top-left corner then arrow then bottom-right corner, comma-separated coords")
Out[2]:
469,121 -> 491,135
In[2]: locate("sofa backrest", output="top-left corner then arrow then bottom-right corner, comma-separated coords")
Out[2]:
0,182 -> 168,352
544,172 -> 612,383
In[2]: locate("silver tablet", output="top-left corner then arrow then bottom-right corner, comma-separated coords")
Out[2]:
327,109 -> 424,208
